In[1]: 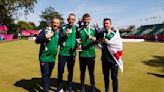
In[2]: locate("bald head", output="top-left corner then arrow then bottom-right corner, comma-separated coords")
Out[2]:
67,13 -> 76,27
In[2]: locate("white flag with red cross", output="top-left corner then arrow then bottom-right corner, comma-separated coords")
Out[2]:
106,29 -> 123,73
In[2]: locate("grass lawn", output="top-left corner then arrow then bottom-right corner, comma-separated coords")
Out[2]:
0,40 -> 164,92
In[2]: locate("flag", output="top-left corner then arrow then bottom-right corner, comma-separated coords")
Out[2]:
106,29 -> 123,73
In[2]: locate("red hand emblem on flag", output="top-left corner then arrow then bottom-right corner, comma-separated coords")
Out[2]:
113,51 -> 122,61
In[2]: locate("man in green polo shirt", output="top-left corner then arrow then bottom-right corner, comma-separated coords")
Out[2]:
57,13 -> 77,92
78,13 -> 96,92
100,18 -> 118,92
35,18 -> 60,92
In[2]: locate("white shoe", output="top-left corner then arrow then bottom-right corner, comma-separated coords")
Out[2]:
57,89 -> 63,92
59,89 -> 63,92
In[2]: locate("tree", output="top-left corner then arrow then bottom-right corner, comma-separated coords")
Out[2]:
29,22 -> 36,29
37,21 -> 49,30
0,0 -> 37,24
0,0 -> 37,36
17,21 -> 36,30
40,6 -> 64,25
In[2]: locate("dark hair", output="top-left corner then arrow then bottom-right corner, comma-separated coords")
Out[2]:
103,18 -> 111,23
82,13 -> 91,19
68,13 -> 76,17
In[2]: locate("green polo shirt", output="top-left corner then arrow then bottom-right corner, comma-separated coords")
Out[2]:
101,31 -> 115,61
79,26 -> 95,57
39,31 -> 59,62
59,25 -> 76,56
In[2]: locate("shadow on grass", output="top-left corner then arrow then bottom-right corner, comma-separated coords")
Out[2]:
147,72 -> 164,78
143,55 -> 164,73
14,78 -> 101,92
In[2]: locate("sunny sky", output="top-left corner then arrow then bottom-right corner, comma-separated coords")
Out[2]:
18,0 -> 164,28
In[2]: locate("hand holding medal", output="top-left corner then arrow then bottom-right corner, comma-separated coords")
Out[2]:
66,27 -> 72,36
76,38 -> 82,51
45,27 -> 54,40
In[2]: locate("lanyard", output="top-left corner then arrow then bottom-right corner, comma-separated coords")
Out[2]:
84,26 -> 91,36
104,31 -> 110,38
